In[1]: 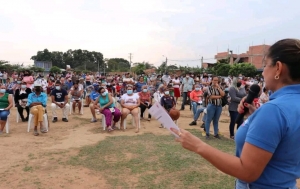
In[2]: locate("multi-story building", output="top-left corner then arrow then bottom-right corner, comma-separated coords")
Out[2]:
214,44 -> 270,70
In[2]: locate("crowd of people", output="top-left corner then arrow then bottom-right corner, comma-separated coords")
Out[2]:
0,68 -> 269,138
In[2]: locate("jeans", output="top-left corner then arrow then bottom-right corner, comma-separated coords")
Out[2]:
229,111 -> 243,137
0,110 -> 10,121
235,179 -> 298,189
205,103 -> 222,136
181,92 -> 188,110
191,101 -> 200,115
194,107 -> 205,121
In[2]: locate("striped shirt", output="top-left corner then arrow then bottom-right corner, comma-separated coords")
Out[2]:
207,86 -> 222,106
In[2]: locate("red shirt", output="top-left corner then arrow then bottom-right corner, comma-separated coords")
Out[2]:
190,90 -> 203,102
116,85 -> 121,93
138,92 -> 151,103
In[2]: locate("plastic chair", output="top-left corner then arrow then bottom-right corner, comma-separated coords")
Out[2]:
16,112 -> 20,123
27,113 -> 48,132
4,114 -> 10,133
69,98 -> 83,115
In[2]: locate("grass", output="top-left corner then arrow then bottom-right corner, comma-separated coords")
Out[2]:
68,129 -> 236,189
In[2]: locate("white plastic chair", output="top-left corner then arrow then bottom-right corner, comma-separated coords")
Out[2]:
16,112 -> 20,123
27,113 -> 48,132
69,98 -> 83,115
4,114 -> 10,133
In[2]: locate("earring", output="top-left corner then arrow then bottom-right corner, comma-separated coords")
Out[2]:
274,75 -> 279,80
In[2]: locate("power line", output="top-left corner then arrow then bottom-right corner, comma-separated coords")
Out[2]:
168,57 -> 215,62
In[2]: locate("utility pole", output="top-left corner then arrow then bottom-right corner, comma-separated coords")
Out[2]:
165,57 -> 168,73
129,53 -> 132,73
201,56 -> 203,68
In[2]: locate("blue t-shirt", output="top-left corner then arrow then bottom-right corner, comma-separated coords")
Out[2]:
89,91 -> 100,101
51,89 -> 68,102
135,82 -> 146,92
235,84 -> 300,189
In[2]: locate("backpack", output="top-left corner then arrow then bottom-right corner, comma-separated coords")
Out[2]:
221,92 -> 229,107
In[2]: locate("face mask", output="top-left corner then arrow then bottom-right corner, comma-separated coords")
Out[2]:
56,86 -> 61,90
35,87 -> 41,92
21,85 -> 26,89
17,81 -> 21,84
107,83 -> 110,86
195,87 -> 200,91
102,86 -> 107,89
142,89 -> 148,92
127,90 -> 133,95
165,91 -> 169,95
0,89 -> 6,93
186,75 -> 189,78
237,82 -> 242,88
101,91 -> 107,96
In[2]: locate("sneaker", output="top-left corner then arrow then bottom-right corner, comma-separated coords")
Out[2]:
200,123 -> 205,128
52,117 -> 58,123
62,118 -> 68,122
214,134 -> 221,139
205,134 -> 210,140
189,121 -> 197,126
90,118 -> 97,123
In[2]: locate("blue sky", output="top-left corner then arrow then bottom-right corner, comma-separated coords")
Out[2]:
0,0 -> 300,67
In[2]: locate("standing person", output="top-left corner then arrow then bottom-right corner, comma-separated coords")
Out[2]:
228,77 -> 247,139
26,81 -> 47,136
14,82 -> 31,122
23,70 -> 34,89
180,73 -> 195,111
162,72 -> 171,85
205,76 -> 225,139
138,85 -> 152,121
50,81 -> 69,123
172,75 -> 181,103
171,38 -> 300,189
0,85 -> 13,134
259,87 -> 269,106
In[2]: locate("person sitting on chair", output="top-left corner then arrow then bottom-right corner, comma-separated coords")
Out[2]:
160,88 -> 176,113
138,85 -> 152,121
94,87 -> 121,131
120,85 -> 140,133
70,82 -> 82,114
0,85 -> 13,134
51,81 -> 69,123
26,81 -> 47,136
14,82 -> 32,122
89,84 -> 100,122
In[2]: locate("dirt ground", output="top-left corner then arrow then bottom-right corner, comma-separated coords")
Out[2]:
0,99 -> 299,189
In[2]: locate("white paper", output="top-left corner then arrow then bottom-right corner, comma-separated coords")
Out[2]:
148,102 -> 180,137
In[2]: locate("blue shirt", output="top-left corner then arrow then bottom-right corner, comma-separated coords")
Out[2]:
65,81 -> 73,90
27,92 -> 47,107
135,82 -> 146,92
89,91 -> 100,101
235,84 -> 300,189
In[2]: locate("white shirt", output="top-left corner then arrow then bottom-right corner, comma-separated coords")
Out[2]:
172,79 -> 180,88
123,77 -> 134,83
121,93 -> 139,106
153,91 -> 164,103
162,75 -> 171,84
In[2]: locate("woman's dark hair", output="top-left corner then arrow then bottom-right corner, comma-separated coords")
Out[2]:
98,87 -> 105,93
139,76 -> 144,80
267,38 -> 300,81
263,87 -> 267,93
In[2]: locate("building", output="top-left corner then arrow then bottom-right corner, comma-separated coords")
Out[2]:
202,62 -> 216,69
34,61 -> 52,72
215,44 -> 270,69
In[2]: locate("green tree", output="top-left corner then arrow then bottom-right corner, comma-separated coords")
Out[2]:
29,66 -> 45,73
217,58 -> 230,64
107,58 -> 130,72
50,66 -> 62,73
132,63 -> 146,75
229,63 -> 257,77
215,63 -> 232,76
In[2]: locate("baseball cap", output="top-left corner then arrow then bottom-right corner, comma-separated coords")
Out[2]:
34,81 -> 42,87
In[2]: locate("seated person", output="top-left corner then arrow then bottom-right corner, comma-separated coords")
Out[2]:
14,82 -> 32,122
190,87 -> 208,127
94,87 -> 121,131
70,83 -> 82,114
160,88 -> 176,113
26,81 -> 47,136
0,85 -> 13,134
190,84 -> 204,115
89,84 -> 100,122
84,84 -> 95,107
138,85 -> 152,121
120,85 -> 140,133
51,81 -> 69,123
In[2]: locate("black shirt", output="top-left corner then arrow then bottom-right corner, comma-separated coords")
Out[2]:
51,89 -> 68,102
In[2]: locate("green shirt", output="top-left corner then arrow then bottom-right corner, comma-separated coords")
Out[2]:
0,93 -> 9,109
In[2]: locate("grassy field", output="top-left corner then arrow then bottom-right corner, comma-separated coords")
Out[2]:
68,130 -> 236,189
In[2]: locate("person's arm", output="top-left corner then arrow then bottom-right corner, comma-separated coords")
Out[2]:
64,92 -> 69,106
5,94 -> 13,110
229,87 -> 241,103
41,94 -> 47,107
190,92 -> 197,102
102,94 -> 113,109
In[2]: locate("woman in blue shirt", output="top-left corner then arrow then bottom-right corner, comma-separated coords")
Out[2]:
171,39 -> 300,189
135,76 -> 146,92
